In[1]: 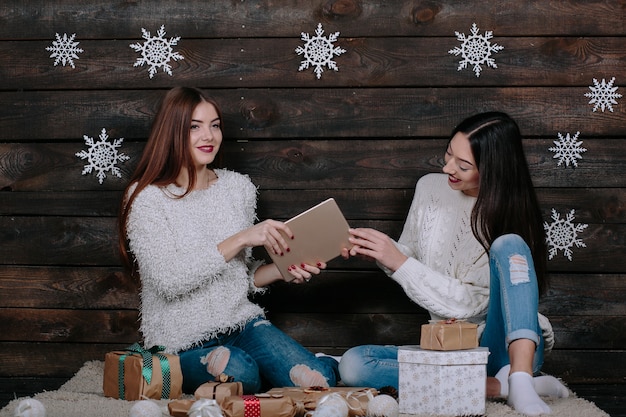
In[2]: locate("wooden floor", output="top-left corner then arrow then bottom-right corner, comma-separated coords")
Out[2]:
0,380 -> 623,416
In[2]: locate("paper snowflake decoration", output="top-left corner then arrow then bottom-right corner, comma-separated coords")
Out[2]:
549,131 -> 587,168
584,77 -> 622,112
129,25 -> 184,79
448,23 -> 504,77
46,33 -> 83,68
295,23 -> 346,80
76,128 -> 130,184
544,209 -> 588,261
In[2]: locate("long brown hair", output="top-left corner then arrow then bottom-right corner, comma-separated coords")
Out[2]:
451,112 -> 549,295
118,87 -> 223,274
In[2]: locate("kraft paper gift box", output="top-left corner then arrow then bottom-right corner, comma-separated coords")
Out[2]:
195,380 -> 244,405
168,398 -> 225,417
221,394 -> 297,417
398,345 -> 489,416
420,319 -> 478,351
266,387 -> 378,417
103,343 -> 183,401
168,399 -> 196,417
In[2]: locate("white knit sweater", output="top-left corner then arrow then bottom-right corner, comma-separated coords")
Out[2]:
386,173 -> 554,350
126,169 -> 266,353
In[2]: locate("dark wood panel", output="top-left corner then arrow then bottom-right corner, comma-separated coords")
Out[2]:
0,342 -> 126,378
266,312 -> 626,350
547,316 -> 626,350
2,306 -> 622,350
1,0 -> 623,38
0,377 -> 67,408
0,308 -> 139,343
2,140 -> 626,191
0,191 -> 123,216
3,37 -> 624,90
0,343 -> 624,384
1,188 -> 626,226
1,186 -> 625,225
0,216 -> 624,272
1,89 -> 624,141
257,271 -> 626,317
2,265 -> 624,317
0,0 -> 623,404
566,385 -> 626,417
0,266 -> 137,309
541,274 -> 626,317
542,350 -> 626,384
0,217 -> 119,266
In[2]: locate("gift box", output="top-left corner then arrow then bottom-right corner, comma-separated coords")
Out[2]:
266,387 -> 377,417
103,343 -> 182,401
168,399 -> 196,417
169,398 -> 224,417
420,319 -> 478,351
221,394 -> 297,417
398,345 -> 489,416
195,380 -> 243,405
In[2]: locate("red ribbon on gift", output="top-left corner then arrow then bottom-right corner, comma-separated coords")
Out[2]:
242,395 -> 261,417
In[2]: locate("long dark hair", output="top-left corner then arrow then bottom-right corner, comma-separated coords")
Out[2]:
118,87 -> 223,274
452,112 -> 548,295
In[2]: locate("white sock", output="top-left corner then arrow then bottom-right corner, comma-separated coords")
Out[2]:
315,352 -> 343,362
495,365 -> 569,399
533,375 -> 570,398
508,372 -> 551,416
495,364 -> 511,397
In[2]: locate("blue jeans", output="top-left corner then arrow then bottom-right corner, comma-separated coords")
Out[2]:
338,234 -> 544,388
179,316 -> 339,393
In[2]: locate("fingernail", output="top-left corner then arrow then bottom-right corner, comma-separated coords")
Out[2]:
291,265 -> 296,270
291,235 -> 295,240
287,266 -> 291,271
317,262 -> 322,267
280,252 -> 284,256
300,263 -> 305,269
286,248 -> 291,253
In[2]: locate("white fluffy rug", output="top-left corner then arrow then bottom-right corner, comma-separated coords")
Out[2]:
0,361 -> 610,417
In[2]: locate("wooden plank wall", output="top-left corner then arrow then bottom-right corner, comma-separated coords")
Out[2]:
1,0 -> 625,407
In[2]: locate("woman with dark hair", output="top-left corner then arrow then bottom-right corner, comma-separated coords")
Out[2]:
118,87 -> 338,394
338,112 -> 567,415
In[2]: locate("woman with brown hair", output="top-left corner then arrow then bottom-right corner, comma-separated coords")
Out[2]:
118,87 -> 338,394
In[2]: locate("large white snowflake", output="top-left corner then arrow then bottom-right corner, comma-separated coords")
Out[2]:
549,131 -> 587,168
448,23 -> 504,77
295,23 -> 346,80
76,128 -> 130,184
544,209 -> 588,261
584,77 -> 622,112
46,33 -> 83,68
130,25 -> 184,79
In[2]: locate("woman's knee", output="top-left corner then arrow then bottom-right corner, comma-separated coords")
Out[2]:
491,234 -> 528,255
181,346 -> 261,393
338,345 -> 373,386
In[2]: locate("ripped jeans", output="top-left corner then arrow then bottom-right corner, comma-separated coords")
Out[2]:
179,316 -> 338,393
480,233 -> 544,376
338,234 -> 544,388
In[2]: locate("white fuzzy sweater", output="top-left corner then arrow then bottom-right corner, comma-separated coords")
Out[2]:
126,169 -> 266,353
386,173 -> 554,350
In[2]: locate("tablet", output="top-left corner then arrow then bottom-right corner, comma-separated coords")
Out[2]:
268,198 -> 352,281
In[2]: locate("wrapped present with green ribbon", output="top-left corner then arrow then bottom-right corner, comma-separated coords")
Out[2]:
103,342 -> 183,401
